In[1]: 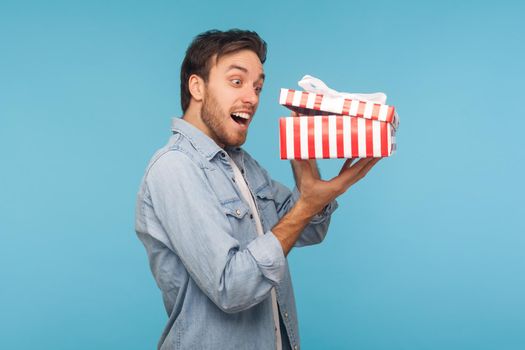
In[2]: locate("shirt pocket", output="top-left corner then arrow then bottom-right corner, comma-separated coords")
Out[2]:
220,199 -> 256,248
254,185 -> 279,231
254,185 -> 274,209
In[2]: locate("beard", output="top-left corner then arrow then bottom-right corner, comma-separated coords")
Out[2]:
201,87 -> 248,148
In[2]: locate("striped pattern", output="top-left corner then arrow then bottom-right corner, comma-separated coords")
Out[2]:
279,115 -> 396,159
279,88 -> 399,129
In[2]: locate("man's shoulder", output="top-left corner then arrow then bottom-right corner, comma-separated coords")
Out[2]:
144,134 -> 205,179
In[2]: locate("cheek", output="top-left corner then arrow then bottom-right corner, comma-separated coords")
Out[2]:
221,89 -> 240,106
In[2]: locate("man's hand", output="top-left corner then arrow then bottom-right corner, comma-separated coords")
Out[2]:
292,157 -> 380,218
273,155 -> 381,256
291,158 -> 320,184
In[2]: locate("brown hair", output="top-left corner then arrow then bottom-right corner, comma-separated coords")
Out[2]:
180,29 -> 267,112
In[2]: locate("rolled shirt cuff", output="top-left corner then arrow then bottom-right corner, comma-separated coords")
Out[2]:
247,231 -> 286,285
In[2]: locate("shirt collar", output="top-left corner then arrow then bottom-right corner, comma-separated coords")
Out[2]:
226,146 -> 245,169
171,117 -> 244,161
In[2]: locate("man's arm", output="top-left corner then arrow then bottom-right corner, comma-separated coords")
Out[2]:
252,158 -> 336,247
270,159 -> 337,248
145,151 -> 286,313
143,150 -> 377,311
273,157 -> 380,256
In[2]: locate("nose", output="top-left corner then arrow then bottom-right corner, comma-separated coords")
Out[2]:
241,86 -> 259,106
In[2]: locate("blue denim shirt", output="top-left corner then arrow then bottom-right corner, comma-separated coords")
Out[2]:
135,118 -> 337,350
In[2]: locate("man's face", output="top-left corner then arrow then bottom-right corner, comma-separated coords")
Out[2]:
200,49 -> 264,148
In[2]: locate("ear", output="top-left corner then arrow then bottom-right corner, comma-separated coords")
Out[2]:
188,74 -> 205,102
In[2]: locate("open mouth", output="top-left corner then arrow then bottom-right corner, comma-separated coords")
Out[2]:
230,112 -> 250,126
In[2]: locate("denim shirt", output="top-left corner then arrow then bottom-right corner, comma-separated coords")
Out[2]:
135,118 -> 338,350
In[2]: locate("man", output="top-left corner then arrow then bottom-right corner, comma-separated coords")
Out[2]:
135,29 -> 379,350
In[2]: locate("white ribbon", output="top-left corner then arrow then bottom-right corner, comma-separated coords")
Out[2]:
298,75 -> 387,104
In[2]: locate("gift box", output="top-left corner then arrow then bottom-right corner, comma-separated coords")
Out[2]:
279,115 -> 396,159
279,88 -> 399,128
278,88 -> 398,159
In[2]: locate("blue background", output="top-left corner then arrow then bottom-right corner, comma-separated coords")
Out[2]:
1,0 -> 524,349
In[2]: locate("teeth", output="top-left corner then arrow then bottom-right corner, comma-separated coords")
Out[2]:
231,112 -> 250,120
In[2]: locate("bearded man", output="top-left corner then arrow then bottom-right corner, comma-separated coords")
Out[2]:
135,29 -> 379,350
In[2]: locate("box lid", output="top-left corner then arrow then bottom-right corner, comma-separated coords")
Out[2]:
279,88 -> 399,129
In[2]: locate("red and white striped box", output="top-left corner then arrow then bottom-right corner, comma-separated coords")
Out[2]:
279,88 -> 399,129
279,115 -> 396,159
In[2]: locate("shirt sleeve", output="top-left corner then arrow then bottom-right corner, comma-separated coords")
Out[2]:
144,150 -> 286,313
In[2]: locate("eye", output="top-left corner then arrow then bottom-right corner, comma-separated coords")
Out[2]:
231,79 -> 242,86
255,86 -> 263,94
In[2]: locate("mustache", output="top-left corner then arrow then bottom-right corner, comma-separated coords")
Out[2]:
230,105 -> 256,114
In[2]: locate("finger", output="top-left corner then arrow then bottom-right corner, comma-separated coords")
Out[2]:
356,157 -> 381,179
307,159 -> 320,178
292,159 -> 311,170
290,159 -> 303,176
331,158 -> 377,188
290,159 -> 306,185
350,158 -> 381,185
338,158 -> 355,175
333,158 -> 369,180
291,159 -> 314,178
290,110 -> 299,118
340,158 -> 375,176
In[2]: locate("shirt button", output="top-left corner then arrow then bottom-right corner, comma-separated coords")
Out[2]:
240,169 -> 244,174
235,209 -> 241,216
294,345 -> 298,350
220,152 -> 226,157
284,312 -> 288,318
232,177 -> 236,183
250,214 -> 253,219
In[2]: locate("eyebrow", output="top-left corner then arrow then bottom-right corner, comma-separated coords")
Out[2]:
226,64 -> 265,81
